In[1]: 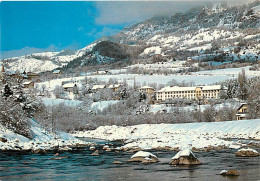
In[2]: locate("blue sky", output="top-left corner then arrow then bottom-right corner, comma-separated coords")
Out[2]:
0,1 -> 128,58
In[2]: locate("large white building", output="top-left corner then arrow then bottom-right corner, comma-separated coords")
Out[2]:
156,85 -> 222,101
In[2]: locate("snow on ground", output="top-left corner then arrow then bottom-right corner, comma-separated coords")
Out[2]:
91,100 -> 120,111
73,119 -> 260,150
142,46 -> 162,55
41,97 -> 119,112
192,66 -> 260,77
0,119 -> 87,151
150,101 -> 240,113
42,98 -> 83,107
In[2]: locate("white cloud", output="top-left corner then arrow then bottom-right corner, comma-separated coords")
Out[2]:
87,27 -> 121,38
94,0 -> 257,25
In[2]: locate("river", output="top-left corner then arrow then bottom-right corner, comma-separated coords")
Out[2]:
0,139 -> 259,181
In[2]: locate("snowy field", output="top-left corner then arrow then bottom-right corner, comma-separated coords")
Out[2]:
150,101 -> 240,113
192,66 -> 260,77
42,98 -> 120,112
0,120 -> 87,151
73,119 -> 260,150
42,98 -> 83,107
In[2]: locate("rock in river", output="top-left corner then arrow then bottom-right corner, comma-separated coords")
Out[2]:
128,151 -> 158,163
91,150 -> 100,156
170,148 -> 202,165
235,148 -> 259,157
220,169 -> 240,176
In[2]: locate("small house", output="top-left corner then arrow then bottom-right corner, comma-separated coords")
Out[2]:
23,81 -> 34,89
91,85 -> 106,92
53,70 -> 61,75
27,72 -> 39,79
139,86 -> 155,95
62,83 -> 78,92
108,84 -> 122,92
236,103 -> 248,120
139,86 -> 155,102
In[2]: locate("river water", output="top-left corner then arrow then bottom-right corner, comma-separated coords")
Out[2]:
0,140 -> 259,181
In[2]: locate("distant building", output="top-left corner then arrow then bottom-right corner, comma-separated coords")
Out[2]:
139,86 -> 155,102
156,85 -> 222,101
108,84 -> 122,92
139,86 -> 155,95
53,69 -> 61,75
27,72 -> 39,79
23,81 -> 34,89
62,83 -> 78,93
62,83 -> 78,92
236,103 -> 248,120
91,85 -> 106,92
0,65 -> 5,79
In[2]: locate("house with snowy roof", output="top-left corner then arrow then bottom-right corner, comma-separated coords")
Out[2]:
27,72 -> 39,79
236,103 -> 248,120
139,86 -> 155,102
156,85 -> 222,102
91,85 -> 106,92
139,86 -> 155,95
23,81 -> 34,89
108,84 -> 122,92
62,83 -> 78,92
53,69 -> 61,75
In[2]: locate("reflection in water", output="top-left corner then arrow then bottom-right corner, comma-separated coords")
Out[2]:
0,149 -> 259,181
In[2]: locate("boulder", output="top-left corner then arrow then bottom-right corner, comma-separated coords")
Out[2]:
235,148 -> 259,157
127,151 -> 158,163
51,156 -> 68,160
32,149 -> 47,154
58,147 -> 71,151
170,149 -> 202,165
103,145 -> 109,150
0,137 -> 7,143
113,161 -> 123,164
91,150 -> 100,156
89,146 -> 95,151
220,169 -> 239,176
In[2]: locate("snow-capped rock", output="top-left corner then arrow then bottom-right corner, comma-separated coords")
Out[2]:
128,151 -> 158,163
170,149 -> 202,165
235,148 -> 259,157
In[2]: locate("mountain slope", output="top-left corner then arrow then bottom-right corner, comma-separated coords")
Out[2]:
1,1 -> 259,73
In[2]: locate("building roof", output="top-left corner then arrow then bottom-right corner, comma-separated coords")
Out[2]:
156,85 -> 222,93
157,86 -> 196,93
62,83 -> 77,88
53,70 -> 61,74
23,81 -> 33,85
201,85 -> 222,91
92,85 -> 106,90
236,103 -> 247,111
139,86 -> 155,90
108,84 -> 122,88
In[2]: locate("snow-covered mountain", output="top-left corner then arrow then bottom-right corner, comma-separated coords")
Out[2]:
1,43 -> 96,73
111,2 -> 259,60
1,1 -> 259,73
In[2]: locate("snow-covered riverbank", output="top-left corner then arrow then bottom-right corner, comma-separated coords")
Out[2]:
0,120 -> 88,151
72,119 -> 260,150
